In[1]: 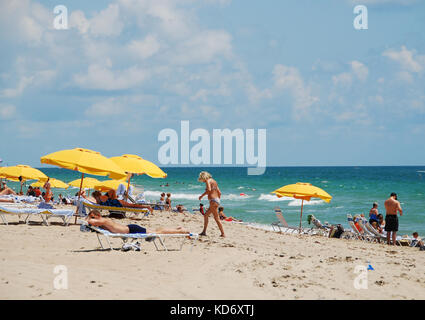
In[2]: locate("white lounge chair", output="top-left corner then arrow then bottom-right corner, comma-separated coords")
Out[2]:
347,214 -> 371,241
0,205 -> 74,226
271,207 -> 315,235
309,214 -> 331,237
79,221 -> 198,251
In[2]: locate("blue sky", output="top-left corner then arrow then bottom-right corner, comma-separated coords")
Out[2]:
1,0 -> 425,167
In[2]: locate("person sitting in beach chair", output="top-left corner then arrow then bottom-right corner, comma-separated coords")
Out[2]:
92,190 -> 153,213
106,190 -> 153,212
218,206 -> 242,222
87,210 -> 189,235
369,202 -> 379,225
26,186 -> 36,197
410,232 -> 424,248
0,182 -> 17,196
371,220 -> 383,234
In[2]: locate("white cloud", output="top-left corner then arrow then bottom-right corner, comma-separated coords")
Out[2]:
90,4 -> 124,37
273,64 -> 319,119
74,63 -> 149,90
0,0 -> 50,44
69,10 -> 90,34
332,72 -> 352,87
1,69 -> 56,98
383,46 -> 425,73
349,0 -> 417,5
85,98 -> 127,117
171,30 -> 233,65
0,104 -> 17,120
1,76 -> 34,98
332,60 -> 368,87
351,61 -> 369,82
127,35 -> 161,60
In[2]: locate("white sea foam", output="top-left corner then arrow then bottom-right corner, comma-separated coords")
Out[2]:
142,190 -> 251,201
287,199 -> 325,206
258,194 -> 293,202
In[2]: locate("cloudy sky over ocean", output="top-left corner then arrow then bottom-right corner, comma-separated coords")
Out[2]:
1,0 -> 425,167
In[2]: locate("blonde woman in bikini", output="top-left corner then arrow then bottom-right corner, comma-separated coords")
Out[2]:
198,171 -> 225,237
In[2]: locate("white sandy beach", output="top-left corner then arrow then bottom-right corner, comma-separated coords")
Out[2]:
0,208 -> 424,300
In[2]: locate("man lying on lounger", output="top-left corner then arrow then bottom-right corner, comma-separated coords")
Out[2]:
87,210 -> 190,234
91,190 -> 154,214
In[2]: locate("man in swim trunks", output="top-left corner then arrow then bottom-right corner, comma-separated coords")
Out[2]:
86,210 -> 190,234
384,192 -> 403,245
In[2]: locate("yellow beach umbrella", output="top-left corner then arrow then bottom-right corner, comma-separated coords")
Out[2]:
41,148 -> 127,223
31,178 -> 69,189
110,154 -> 167,178
41,148 -> 126,180
68,177 -> 101,189
110,154 -> 166,199
0,167 -> 6,178
1,165 -> 48,181
94,179 -> 133,192
272,182 -> 332,232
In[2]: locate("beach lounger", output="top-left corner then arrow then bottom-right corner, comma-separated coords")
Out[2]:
79,221 -> 199,252
362,219 -> 387,243
346,214 -> 373,242
0,205 -> 74,226
82,201 -> 151,220
309,214 -> 331,237
271,207 -> 316,235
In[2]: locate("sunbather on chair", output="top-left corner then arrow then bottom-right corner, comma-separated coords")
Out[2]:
92,190 -> 153,214
0,182 -> 17,196
87,210 -> 189,235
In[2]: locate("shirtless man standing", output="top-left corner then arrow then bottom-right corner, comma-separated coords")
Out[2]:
87,210 -> 190,235
384,192 -> 403,245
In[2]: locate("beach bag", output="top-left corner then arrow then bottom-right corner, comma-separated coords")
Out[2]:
333,224 -> 344,238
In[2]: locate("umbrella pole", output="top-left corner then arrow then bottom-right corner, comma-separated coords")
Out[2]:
125,174 -> 132,201
299,199 -> 304,234
75,173 -> 85,224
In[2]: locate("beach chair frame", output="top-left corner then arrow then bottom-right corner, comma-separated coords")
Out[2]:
81,222 -> 198,252
0,205 -> 73,226
271,207 -> 299,234
83,202 -> 151,220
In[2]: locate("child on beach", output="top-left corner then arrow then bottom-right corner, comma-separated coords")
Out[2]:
218,207 -> 242,222
166,193 -> 171,211
411,232 -> 424,248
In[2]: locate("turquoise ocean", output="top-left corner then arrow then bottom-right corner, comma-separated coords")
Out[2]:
5,166 -> 425,235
